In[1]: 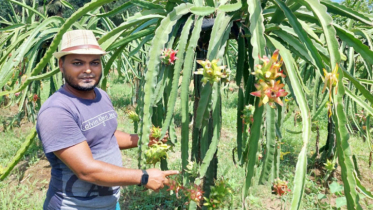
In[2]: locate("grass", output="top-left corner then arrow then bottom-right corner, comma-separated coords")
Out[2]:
1,74 -> 373,209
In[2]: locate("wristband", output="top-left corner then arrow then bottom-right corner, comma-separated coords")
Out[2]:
138,170 -> 149,186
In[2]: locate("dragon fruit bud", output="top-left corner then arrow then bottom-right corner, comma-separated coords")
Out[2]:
161,48 -> 178,65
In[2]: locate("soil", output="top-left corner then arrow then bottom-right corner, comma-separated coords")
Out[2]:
308,159 -> 373,209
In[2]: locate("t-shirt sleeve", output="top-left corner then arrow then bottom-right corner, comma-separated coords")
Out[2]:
37,107 -> 86,153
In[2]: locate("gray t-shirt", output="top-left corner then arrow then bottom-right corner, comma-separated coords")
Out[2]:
36,86 -> 122,210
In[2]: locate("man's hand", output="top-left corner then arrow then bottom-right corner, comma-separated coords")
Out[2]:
145,169 -> 179,191
148,132 -> 169,147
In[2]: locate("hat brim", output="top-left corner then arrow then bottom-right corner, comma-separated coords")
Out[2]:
53,48 -> 107,59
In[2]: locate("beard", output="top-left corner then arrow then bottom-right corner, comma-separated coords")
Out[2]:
64,72 -> 102,91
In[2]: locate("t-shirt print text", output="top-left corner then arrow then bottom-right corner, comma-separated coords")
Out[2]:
81,110 -> 117,131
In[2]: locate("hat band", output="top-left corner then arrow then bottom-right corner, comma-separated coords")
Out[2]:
62,44 -> 103,52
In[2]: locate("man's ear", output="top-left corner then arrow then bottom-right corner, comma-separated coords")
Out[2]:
58,59 -> 64,72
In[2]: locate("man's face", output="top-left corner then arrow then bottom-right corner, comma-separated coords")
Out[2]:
59,54 -> 102,91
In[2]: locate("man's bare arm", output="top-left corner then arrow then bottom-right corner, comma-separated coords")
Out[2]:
114,130 -> 138,149
54,141 -> 179,190
114,130 -> 169,150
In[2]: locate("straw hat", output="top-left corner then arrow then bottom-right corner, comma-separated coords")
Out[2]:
53,30 -> 106,59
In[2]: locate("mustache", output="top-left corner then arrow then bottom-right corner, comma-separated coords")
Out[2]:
78,74 -> 95,79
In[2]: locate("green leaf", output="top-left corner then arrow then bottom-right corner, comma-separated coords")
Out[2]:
342,67 -> 373,106
299,0 -> 340,69
1,0 -> 117,96
298,19 -> 323,44
0,23 -> 24,32
247,0 -> 266,65
160,15 -> 194,139
336,197 -> 347,208
60,0 -> 74,10
190,6 -> 215,16
107,27 -> 155,51
242,101 -> 264,198
267,36 -> 311,210
180,16 -> 203,177
131,0 -> 164,10
320,0 -> 373,26
332,46 -> 363,210
345,88 -> 373,118
195,84 -> 212,129
334,24 -> 373,66
139,3 -> 193,167
259,105 -> 276,184
242,0 -> 267,201
218,0 -> 242,12
206,12 -> 232,60
318,193 -> 326,199
99,11 -> 164,45
235,34 -> 245,85
354,171 -> 373,199
7,0 -> 46,19
199,83 -> 221,178
273,0 -> 324,76
330,181 -> 344,194
236,88 -> 244,162
0,16 -> 64,92
96,2 -> 133,17
0,129 -> 37,181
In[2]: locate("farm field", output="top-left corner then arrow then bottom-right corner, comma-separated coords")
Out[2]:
1,76 -> 373,209
1,0 -> 373,209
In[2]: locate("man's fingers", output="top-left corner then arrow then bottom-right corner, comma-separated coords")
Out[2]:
163,178 -> 170,186
163,170 -> 180,176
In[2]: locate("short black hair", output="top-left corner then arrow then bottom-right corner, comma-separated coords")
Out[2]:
60,55 -> 66,63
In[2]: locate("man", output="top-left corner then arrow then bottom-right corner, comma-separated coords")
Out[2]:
36,30 -> 179,210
